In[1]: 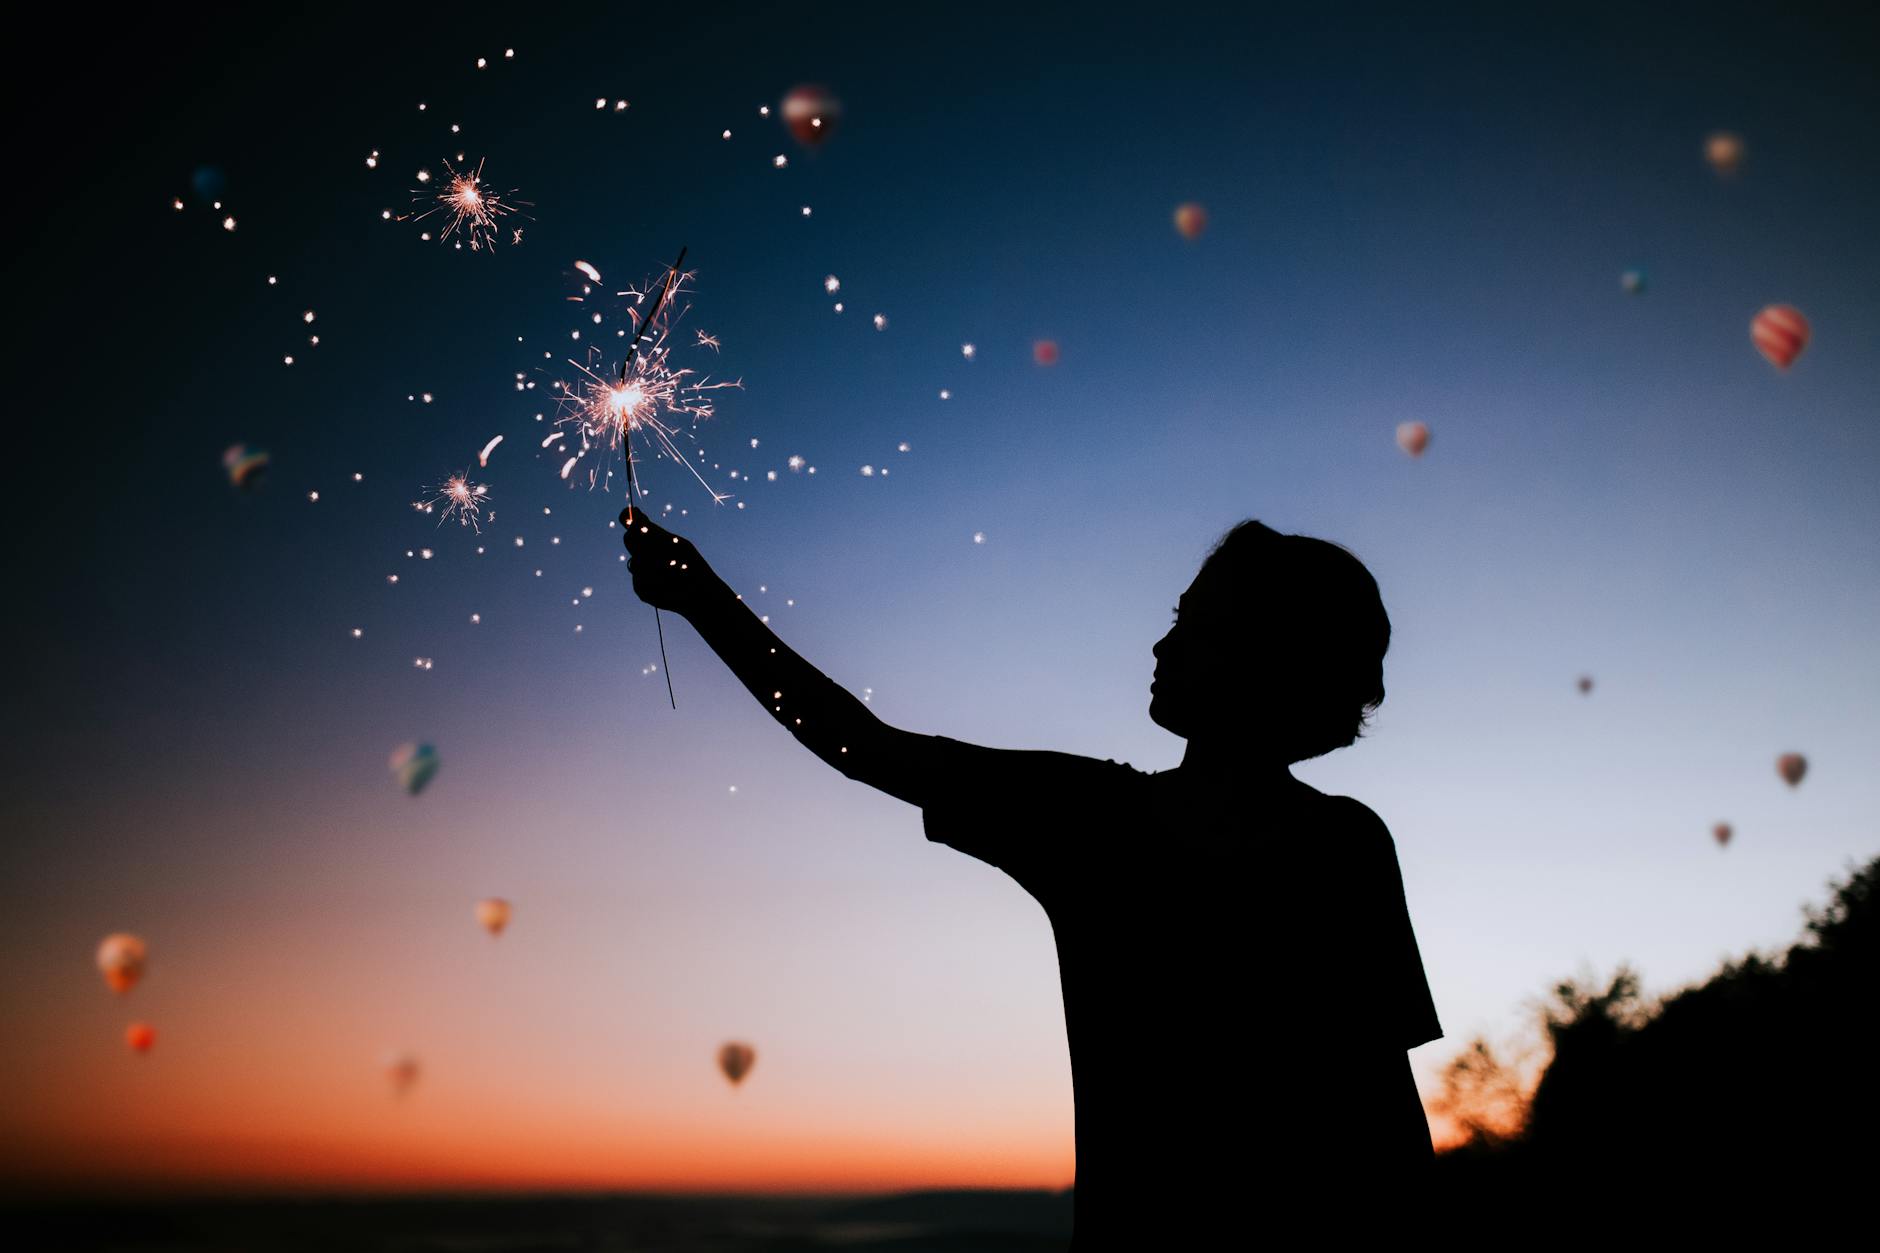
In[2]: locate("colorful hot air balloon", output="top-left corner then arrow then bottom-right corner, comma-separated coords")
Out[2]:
475,898 -> 511,937
126,1023 -> 156,1054
1032,339 -> 1060,367
1704,131 -> 1745,177
1750,305 -> 1809,370
1577,676 -> 1594,695
1776,753 -> 1807,787
389,742 -> 440,796
384,1051 -> 420,1095
97,934 -> 147,995
781,85 -> 840,146
1620,269 -> 1646,295
1173,202 -> 1208,240
1712,822 -> 1733,848
1396,421 -> 1430,458
222,444 -> 269,491
718,1041 -> 756,1087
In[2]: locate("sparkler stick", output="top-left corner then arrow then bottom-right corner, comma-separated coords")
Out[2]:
619,247 -> 687,710
619,246 -> 688,520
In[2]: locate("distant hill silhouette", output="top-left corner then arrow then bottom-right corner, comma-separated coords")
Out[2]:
1436,854 -> 1879,1218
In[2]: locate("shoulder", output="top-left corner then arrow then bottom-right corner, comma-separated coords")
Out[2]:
1301,789 -> 1399,860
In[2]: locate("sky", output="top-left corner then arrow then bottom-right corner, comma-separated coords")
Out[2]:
5,2 -> 1879,1195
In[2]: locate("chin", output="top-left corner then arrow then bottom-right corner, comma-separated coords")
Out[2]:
1148,694 -> 1188,738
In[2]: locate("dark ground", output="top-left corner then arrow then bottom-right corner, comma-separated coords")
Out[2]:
0,1190 -> 1073,1253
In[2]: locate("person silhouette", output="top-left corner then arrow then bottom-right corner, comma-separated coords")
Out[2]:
620,509 -> 1440,1246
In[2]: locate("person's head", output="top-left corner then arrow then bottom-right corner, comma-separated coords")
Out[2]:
1150,521 -> 1390,764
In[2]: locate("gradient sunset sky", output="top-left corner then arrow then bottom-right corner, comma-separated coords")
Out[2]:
6,4 -> 1879,1194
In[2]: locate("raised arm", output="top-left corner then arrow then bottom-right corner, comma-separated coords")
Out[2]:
620,506 -> 940,806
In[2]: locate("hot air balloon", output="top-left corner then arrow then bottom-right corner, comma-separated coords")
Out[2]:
781,85 -> 840,146
1777,753 -> 1807,787
1712,822 -> 1733,848
96,934 -> 147,995
1620,269 -> 1646,295
1704,131 -> 1745,177
390,742 -> 440,796
1577,676 -> 1594,695
475,897 -> 511,937
126,1023 -> 156,1054
1396,421 -> 1430,458
718,1041 -> 756,1087
1751,305 -> 1809,370
222,444 -> 269,491
1032,339 -> 1060,367
384,1051 -> 420,1096
1173,202 -> 1208,240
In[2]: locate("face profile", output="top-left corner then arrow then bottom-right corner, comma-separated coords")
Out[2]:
1149,521 -> 1390,764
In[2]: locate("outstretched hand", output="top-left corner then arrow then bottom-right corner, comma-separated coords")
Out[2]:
620,505 -> 720,616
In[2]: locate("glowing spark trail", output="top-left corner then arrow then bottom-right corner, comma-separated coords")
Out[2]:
551,252 -> 740,505
415,473 -> 491,529
478,435 -> 504,466
407,158 -> 526,252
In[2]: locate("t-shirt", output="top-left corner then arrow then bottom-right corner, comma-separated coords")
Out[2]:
920,737 -> 1441,1243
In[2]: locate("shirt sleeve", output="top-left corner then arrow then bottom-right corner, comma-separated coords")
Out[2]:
919,736 -> 1141,878
1330,796 -> 1444,1051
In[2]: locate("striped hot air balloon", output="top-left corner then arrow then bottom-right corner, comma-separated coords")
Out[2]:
1751,305 -> 1809,370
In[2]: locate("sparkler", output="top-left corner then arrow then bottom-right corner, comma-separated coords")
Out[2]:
407,158 -> 526,252
554,248 -> 732,709
552,248 -> 742,508
413,473 -> 491,530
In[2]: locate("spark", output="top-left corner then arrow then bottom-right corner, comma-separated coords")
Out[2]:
416,472 -> 491,530
823,275 -> 840,293
961,343 -> 975,360
773,154 -> 788,168
222,216 -> 237,231
551,266 -> 742,502
574,260 -> 603,283
478,435 -> 504,466
873,313 -> 887,330
406,158 -> 526,252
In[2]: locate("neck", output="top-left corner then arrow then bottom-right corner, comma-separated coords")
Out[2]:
1179,737 -> 1296,783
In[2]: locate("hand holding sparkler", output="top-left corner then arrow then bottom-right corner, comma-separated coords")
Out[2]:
620,508 -> 723,618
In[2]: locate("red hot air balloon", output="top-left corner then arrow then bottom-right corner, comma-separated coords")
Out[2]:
97,934 -> 147,995
126,1023 -> 156,1054
1705,131 -> 1745,177
1751,305 -> 1809,370
781,85 -> 840,146
1396,421 -> 1430,458
718,1041 -> 756,1087
1577,676 -> 1594,695
1776,753 -> 1807,787
1173,202 -> 1208,240
1712,822 -> 1733,848
384,1051 -> 421,1096
475,897 -> 511,937
1032,339 -> 1060,367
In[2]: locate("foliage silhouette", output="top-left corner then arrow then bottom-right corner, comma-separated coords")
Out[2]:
1437,855 -> 1880,1214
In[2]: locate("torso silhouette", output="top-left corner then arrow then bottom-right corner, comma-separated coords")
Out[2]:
921,740 -> 1441,1247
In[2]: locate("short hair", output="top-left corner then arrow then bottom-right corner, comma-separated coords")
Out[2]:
1196,521 -> 1391,762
